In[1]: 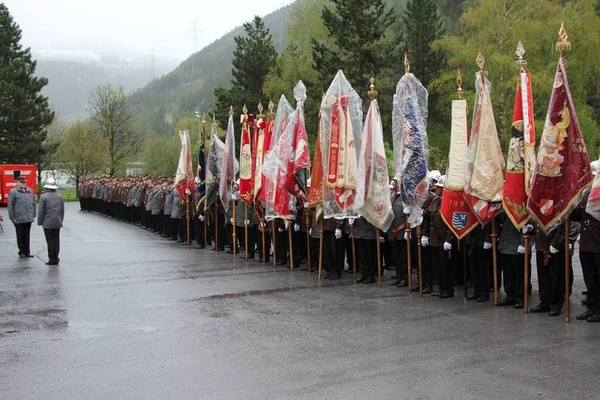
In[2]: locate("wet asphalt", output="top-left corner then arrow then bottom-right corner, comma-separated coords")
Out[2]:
1,202 -> 599,400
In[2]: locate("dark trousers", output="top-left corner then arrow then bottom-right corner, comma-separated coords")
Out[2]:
44,228 -> 60,262
501,253 -> 525,302
194,217 -> 206,247
422,245 -> 434,289
468,246 -> 491,298
391,239 -> 408,280
323,231 -> 344,276
580,251 -> 600,310
15,222 -> 32,256
356,238 -> 377,279
256,227 -> 271,263
433,246 -> 454,295
274,227 -> 287,263
535,250 -> 573,311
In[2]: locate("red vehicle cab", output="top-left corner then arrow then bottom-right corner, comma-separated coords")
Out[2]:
0,164 -> 37,205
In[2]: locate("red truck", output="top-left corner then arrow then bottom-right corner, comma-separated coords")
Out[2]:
0,164 -> 37,206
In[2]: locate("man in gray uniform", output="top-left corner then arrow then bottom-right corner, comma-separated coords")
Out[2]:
37,178 -> 65,265
8,175 -> 36,258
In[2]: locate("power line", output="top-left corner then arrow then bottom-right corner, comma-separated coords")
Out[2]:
148,49 -> 156,80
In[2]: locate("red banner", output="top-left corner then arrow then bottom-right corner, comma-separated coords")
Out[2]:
527,58 -> 592,232
238,114 -> 254,205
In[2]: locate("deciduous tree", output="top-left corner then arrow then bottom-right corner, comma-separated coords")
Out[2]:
88,84 -> 140,176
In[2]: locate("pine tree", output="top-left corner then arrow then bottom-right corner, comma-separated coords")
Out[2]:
214,16 -> 277,126
402,0 -> 446,88
0,4 -> 54,163
311,0 -> 397,141
311,0 -> 396,89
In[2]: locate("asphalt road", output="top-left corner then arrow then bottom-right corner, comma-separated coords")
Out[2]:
1,203 -> 599,399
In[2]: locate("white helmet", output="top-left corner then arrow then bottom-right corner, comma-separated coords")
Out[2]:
429,170 -> 441,183
435,175 -> 445,188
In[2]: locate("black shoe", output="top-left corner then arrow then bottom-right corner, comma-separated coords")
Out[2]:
431,291 -> 440,297
422,287 -> 432,294
576,309 -> 595,320
581,299 -> 590,306
391,275 -> 397,280
467,294 -> 480,301
397,279 -> 408,287
439,291 -> 454,298
19,254 -> 26,259
529,303 -> 550,313
587,313 -> 600,322
548,309 -> 561,317
356,276 -> 366,283
363,276 -> 376,284
477,295 -> 490,302
389,280 -> 400,286
514,302 -> 524,309
26,254 -> 34,258
329,274 -> 341,280
497,297 -> 516,306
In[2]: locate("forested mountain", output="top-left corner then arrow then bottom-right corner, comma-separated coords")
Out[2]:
128,0 -> 463,137
128,4 -> 295,136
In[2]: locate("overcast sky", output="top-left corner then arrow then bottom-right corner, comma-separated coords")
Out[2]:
4,0 -> 294,62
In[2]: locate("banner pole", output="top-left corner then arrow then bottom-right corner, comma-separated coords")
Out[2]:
565,218 -> 571,323
492,219 -> 499,305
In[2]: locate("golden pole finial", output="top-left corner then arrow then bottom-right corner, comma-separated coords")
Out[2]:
201,112 -> 206,124
476,52 -> 486,71
404,53 -> 410,74
212,113 -> 217,126
268,99 -> 275,117
515,41 -> 527,70
228,105 -> 234,117
242,104 -> 248,116
368,74 -> 377,100
257,102 -> 264,119
555,22 -> 571,54
456,68 -> 463,99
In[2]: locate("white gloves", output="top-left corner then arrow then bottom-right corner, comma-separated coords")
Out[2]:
199,215 -> 205,221
335,229 -> 342,239
483,242 -> 492,250
245,219 -> 250,226
517,245 -> 525,254
522,224 -> 534,234
294,223 -> 300,232
379,236 -> 385,243
404,231 -> 409,241
443,242 -> 452,251
403,206 -> 411,215
421,236 -> 430,247
185,188 -> 191,195
348,218 -> 355,226
549,245 -> 559,254
303,202 -> 309,209
278,226 -> 285,233
569,243 -> 573,252
230,218 -> 234,224
230,193 -> 237,201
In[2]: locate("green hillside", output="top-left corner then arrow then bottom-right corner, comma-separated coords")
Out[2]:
128,4 -> 295,136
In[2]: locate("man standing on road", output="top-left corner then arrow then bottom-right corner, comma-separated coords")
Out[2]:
37,177 -> 64,265
8,175 -> 36,258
